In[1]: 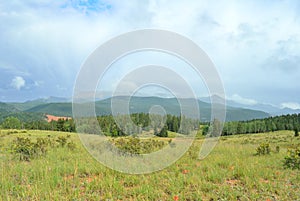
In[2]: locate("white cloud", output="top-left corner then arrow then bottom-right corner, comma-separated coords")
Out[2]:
11,76 -> 25,90
228,94 -> 258,106
0,0 -> 300,103
280,102 -> 300,110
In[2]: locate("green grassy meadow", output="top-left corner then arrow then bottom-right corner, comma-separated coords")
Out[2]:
0,130 -> 299,200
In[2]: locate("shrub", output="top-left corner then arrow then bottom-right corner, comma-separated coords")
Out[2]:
110,137 -> 167,155
11,135 -> 76,161
7,130 -> 19,135
11,137 -> 35,161
34,138 -> 49,156
56,135 -> 76,149
56,136 -> 68,147
67,141 -> 76,150
256,143 -> 270,155
284,147 -> 300,169
275,145 -> 280,153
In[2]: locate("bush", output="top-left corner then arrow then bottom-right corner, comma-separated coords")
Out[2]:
67,141 -> 76,150
34,138 -> 49,156
284,147 -> 300,169
110,137 -> 166,155
11,137 -> 35,161
295,128 -> 299,137
56,136 -> 68,147
11,135 -> 76,161
55,135 -> 76,149
275,146 -> 280,153
7,130 -> 19,135
256,143 -> 270,155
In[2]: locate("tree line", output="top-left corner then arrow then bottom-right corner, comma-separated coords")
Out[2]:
0,113 -> 199,137
2,113 -> 300,137
202,113 -> 300,136
76,113 -> 199,137
0,116 -> 76,132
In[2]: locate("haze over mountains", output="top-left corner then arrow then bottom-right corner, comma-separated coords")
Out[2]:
199,96 -> 300,116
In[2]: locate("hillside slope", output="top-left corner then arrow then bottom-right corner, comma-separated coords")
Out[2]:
0,102 -> 44,123
23,96 -> 269,121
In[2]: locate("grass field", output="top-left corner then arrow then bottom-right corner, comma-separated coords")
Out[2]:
0,129 -> 299,200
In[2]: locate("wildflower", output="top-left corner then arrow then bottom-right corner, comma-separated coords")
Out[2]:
182,169 -> 189,174
173,195 -> 179,201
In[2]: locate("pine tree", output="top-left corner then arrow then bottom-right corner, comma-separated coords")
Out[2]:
295,128 -> 299,137
156,125 -> 168,137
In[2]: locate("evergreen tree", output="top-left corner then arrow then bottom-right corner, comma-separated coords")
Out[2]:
156,125 -> 168,137
295,128 -> 299,137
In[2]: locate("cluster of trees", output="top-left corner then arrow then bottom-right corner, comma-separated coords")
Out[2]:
1,116 -> 76,132
77,113 -> 199,137
0,113 -> 199,137
2,112 -> 300,137
207,113 -> 300,136
202,118 -> 223,137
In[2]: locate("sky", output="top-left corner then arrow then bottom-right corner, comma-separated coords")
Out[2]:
0,0 -> 300,109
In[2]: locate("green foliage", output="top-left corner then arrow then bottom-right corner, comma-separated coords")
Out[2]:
1,130 -> 300,200
275,145 -> 280,153
256,143 -> 270,155
56,136 -> 68,147
3,111 -> 300,141
295,128 -> 299,137
0,115 -> 76,132
0,102 -> 45,124
110,137 -> 166,155
202,125 -> 209,135
11,137 -> 49,161
55,135 -> 76,149
284,147 -> 300,169
7,130 -> 20,134
10,135 -> 76,161
222,113 -> 300,135
67,141 -> 76,150
97,113 -> 198,137
200,119 -> 223,137
2,117 -> 21,129
156,125 -> 168,137
4,96 -> 272,122
34,137 -> 49,156
11,137 -> 35,161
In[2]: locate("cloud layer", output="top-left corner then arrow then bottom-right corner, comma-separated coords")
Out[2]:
281,102 -> 300,110
0,0 -> 299,108
11,76 -> 25,90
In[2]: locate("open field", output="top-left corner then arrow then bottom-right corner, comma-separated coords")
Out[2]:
0,130 -> 299,200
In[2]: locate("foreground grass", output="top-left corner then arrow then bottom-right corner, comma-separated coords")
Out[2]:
0,130 -> 299,200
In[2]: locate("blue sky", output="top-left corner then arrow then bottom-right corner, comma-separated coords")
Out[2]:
0,0 -> 300,109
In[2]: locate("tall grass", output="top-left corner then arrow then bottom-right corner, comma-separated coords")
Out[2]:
0,130 -> 299,200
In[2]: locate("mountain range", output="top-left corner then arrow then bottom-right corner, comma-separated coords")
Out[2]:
0,96 -> 276,123
199,96 -> 300,116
